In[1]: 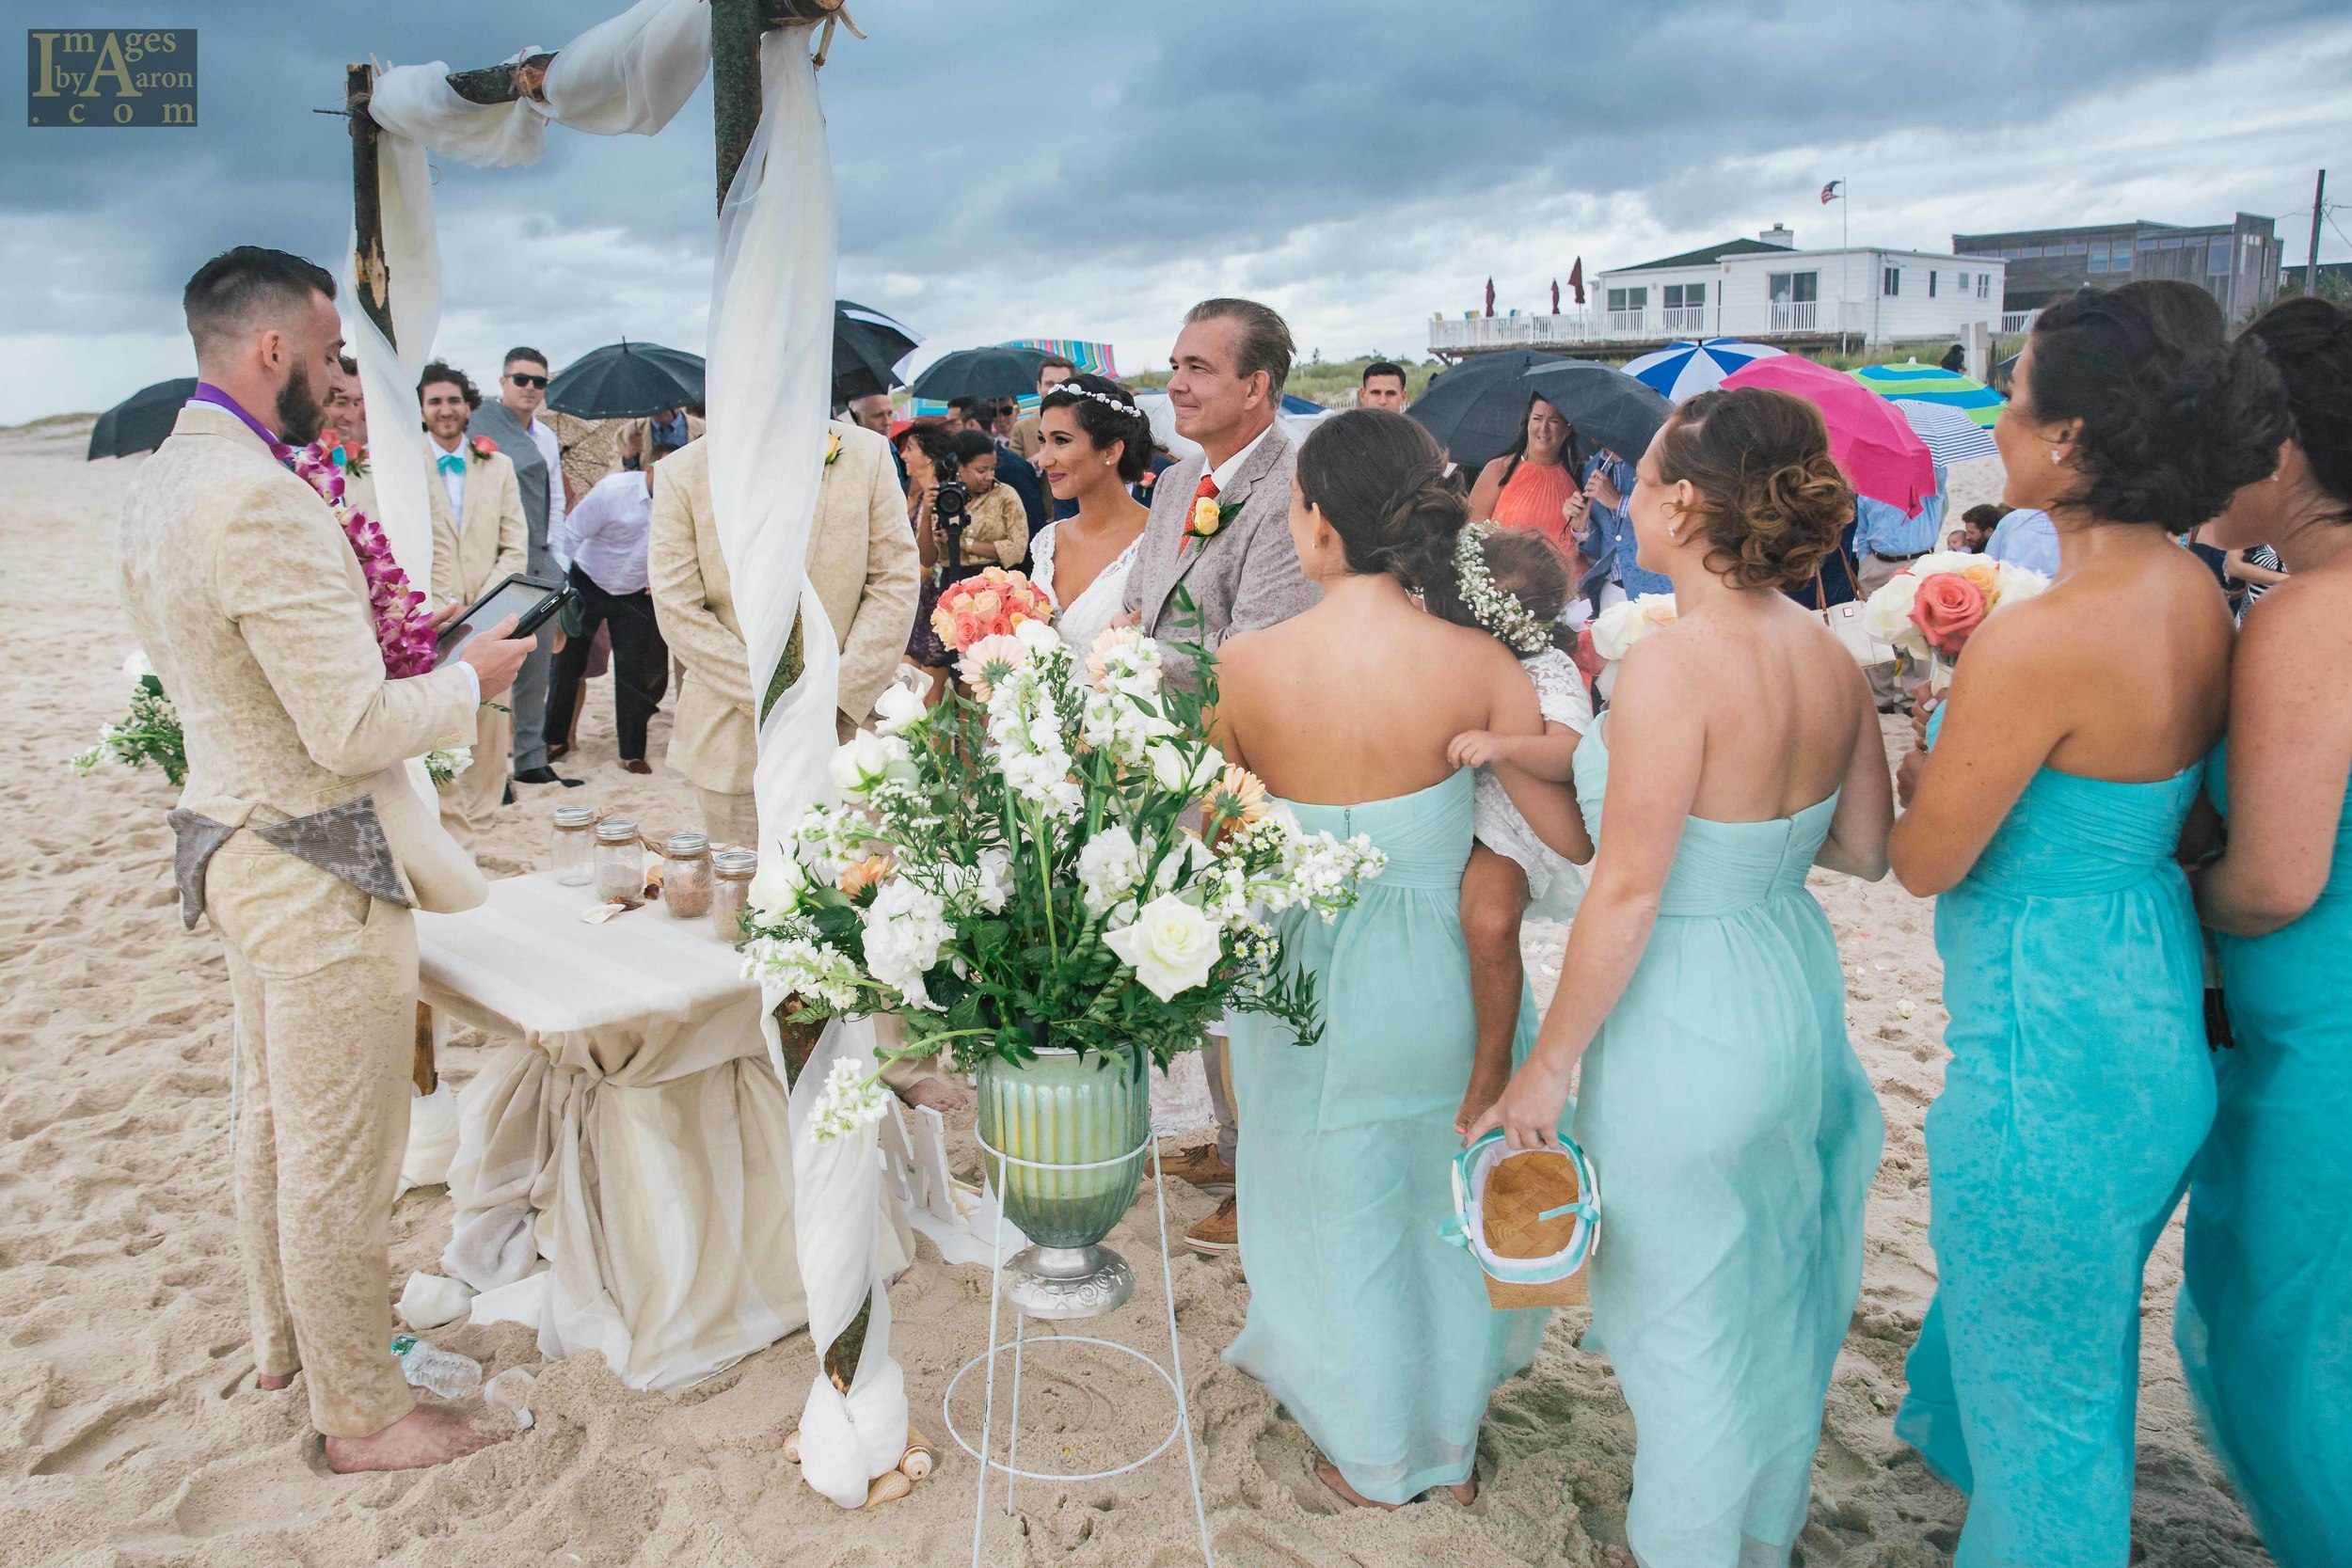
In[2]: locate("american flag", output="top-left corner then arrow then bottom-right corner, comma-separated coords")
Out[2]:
1820,180 -> 1843,204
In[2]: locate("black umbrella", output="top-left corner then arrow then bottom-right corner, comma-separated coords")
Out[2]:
834,299 -> 920,404
87,376 -> 198,459
906,345 -> 1049,404
1406,351 -> 1569,470
545,341 -> 705,420
1519,360 -> 1673,465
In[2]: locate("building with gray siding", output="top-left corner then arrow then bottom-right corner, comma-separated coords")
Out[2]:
1952,214 -> 2281,320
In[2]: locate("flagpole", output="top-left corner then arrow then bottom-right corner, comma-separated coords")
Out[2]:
1839,175 -> 1850,360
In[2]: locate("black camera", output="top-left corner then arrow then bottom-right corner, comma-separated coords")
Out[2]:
932,450 -> 972,574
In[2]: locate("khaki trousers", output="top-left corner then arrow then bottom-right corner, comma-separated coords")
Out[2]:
206,836 -> 417,1439
696,787 -> 762,852
436,705 -> 513,854
1855,552 -> 1919,707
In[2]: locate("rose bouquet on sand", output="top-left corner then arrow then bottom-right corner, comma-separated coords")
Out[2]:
1862,552 -> 2049,684
739,579 -> 1386,1137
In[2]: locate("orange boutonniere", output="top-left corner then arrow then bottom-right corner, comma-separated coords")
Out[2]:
824,430 -> 843,467
1181,496 -> 1241,553
468,435 -> 498,464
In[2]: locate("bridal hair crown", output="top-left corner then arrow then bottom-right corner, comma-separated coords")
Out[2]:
1454,522 -> 1555,657
1043,383 -> 1142,420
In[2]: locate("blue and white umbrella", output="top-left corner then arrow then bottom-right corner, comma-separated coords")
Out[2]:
1620,339 -> 1786,404
1893,398 -> 1998,467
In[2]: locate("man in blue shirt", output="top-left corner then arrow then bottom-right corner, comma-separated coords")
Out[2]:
1986,506 -> 2060,576
1576,449 -> 1673,610
1853,466 -> 1947,709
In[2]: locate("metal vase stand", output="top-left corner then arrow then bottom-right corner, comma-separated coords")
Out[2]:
945,1134 -> 1216,1568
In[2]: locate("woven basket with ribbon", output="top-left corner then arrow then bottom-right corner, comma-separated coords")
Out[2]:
1441,1130 -> 1600,1308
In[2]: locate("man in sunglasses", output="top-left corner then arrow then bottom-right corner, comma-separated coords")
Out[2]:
468,347 -> 579,785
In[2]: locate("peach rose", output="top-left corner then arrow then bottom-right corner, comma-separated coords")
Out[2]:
1907,571 -> 1990,657
952,611 -> 985,648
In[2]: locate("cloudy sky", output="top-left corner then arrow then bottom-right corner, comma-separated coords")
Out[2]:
3,0 -> 2347,425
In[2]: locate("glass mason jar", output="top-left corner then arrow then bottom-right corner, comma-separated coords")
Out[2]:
661,831 -> 713,920
710,847 -> 758,942
593,818 -> 644,904
550,804 -> 596,886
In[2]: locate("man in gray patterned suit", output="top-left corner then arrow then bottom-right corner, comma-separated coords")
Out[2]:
1121,297 -> 1320,1256
468,348 -> 578,785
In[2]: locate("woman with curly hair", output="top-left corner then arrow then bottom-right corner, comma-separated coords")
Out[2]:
1469,386 -> 1895,1566
1887,279 -> 2290,1565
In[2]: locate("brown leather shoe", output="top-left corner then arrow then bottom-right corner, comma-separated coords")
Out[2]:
1156,1141 -> 1234,1191
1183,1195 -> 1238,1257
620,758 -> 652,775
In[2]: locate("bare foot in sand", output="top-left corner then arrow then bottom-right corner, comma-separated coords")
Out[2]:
1313,1456 -> 1477,1509
255,1370 -> 297,1391
325,1406 -> 504,1473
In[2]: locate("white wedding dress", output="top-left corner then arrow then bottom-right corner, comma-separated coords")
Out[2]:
1034,520 -> 1215,1138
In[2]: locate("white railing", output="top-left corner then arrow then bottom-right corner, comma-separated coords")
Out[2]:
1606,309 -> 1646,335
1769,300 -> 1820,333
1427,313 -> 1606,354
1999,309 -> 2042,335
1659,306 -> 1708,334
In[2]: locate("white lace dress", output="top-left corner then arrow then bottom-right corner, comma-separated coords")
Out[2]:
1035,521 -> 1215,1136
1474,647 -> 1594,923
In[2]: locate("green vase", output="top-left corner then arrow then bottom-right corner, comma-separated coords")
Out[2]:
976,1046 -> 1150,1319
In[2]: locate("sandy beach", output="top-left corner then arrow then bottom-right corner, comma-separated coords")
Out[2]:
0,422 -> 2270,1567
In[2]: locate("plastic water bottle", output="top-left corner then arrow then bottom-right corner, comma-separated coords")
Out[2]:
390,1335 -> 483,1399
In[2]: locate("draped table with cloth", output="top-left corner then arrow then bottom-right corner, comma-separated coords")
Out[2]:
420,872 -> 911,1392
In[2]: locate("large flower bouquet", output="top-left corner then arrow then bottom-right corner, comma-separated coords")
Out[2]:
1861,550 -> 2049,663
739,580 -> 1386,1115
72,650 -> 185,786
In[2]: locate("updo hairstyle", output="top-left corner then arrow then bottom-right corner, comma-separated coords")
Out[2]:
2024,278 -> 2288,531
1295,408 -> 1466,587
1040,372 -> 1155,483
2243,293 -> 2352,522
1654,387 -> 1853,591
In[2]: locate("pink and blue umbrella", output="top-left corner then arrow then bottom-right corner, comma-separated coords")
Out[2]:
1620,339 -> 1786,404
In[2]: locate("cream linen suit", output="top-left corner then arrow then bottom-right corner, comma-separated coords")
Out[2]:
119,404 -> 481,1439
423,444 -> 527,851
648,424 -> 918,848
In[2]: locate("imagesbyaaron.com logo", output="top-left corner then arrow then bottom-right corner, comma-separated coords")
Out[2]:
27,29 -> 197,127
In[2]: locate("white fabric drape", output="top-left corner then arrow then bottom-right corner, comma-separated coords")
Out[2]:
707,27 -> 908,1510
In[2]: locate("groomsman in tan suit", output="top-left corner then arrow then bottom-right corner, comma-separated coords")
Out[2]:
419,362 -> 528,852
119,247 -> 531,1471
647,420 -> 919,848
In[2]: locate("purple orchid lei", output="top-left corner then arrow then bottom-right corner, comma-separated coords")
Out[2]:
294,441 -> 437,677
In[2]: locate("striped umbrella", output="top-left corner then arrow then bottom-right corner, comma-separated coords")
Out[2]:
1849,360 -> 2002,427
1894,398 -> 1998,467
1620,339 -> 1785,404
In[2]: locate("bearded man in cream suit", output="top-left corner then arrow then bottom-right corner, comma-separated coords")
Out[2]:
648,420 -> 917,847
418,362 -> 529,853
119,247 -> 532,1472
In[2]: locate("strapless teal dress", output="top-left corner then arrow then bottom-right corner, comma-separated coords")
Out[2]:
2175,740 -> 2352,1568
1224,768 -> 1549,1505
1895,710 -> 2214,1565
1571,725 -> 1883,1567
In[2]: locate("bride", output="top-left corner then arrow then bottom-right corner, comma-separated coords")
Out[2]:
1030,373 -> 1153,652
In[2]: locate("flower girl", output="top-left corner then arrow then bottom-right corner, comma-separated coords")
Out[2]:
1427,524 -> 1595,1132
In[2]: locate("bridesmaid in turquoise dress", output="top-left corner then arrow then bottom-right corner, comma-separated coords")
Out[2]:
2176,294 -> 2352,1568
1888,281 -> 2287,1565
1471,386 -> 1894,1566
1213,409 -> 1573,1508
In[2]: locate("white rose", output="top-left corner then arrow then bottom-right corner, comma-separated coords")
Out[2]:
1013,616 -> 1061,657
747,855 -> 809,922
829,730 -> 912,795
1861,571 -> 1925,654
122,649 -> 154,685
1992,561 -> 2050,605
1147,741 -> 1224,795
1591,593 -> 1675,662
872,682 -> 928,737
1909,550 -> 1980,581
1104,893 -> 1222,1002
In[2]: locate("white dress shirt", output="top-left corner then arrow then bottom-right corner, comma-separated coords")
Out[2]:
1201,419 -> 1276,493
557,471 -> 656,594
429,437 -> 468,520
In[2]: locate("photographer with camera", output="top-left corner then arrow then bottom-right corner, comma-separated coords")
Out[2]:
896,420 -> 1025,700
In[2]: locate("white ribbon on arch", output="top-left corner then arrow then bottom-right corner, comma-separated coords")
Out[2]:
357,0 -> 902,1509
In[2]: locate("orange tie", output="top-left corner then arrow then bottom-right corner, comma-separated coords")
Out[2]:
1180,473 -> 1218,552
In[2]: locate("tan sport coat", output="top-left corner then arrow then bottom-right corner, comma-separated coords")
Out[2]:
620,412 -> 707,472
1122,420 -> 1318,680
649,423 -> 921,795
423,443 -> 528,610
118,404 -> 479,895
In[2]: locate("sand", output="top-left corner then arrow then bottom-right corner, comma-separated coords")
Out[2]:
0,422 -> 2270,1567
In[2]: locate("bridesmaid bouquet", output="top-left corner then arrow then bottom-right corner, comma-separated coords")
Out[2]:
1862,552 -> 2049,666
737,620 -> 1386,1128
929,566 -> 1054,657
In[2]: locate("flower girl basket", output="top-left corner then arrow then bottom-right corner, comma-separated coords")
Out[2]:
1443,1130 -> 1601,1308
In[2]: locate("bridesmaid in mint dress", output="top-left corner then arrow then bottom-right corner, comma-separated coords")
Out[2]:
1213,410 -> 1563,1508
1470,386 -> 1894,1566
2176,294 -> 2352,1568
1888,281 -> 2286,1565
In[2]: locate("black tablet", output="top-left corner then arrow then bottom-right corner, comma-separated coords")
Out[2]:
433,573 -> 572,668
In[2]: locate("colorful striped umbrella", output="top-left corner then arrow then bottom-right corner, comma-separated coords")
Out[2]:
1620,339 -> 1785,404
1848,360 -> 2002,427
1893,398 -> 1998,467
1721,356 -> 1937,515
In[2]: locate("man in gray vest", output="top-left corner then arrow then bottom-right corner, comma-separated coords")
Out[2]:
468,347 -> 580,786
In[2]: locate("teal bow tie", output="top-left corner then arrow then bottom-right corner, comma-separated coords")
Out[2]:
437,451 -> 464,475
